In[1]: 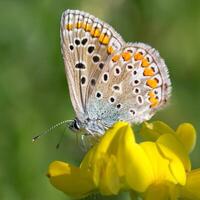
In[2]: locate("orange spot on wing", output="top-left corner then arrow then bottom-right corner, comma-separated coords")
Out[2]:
93,28 -> 101,37
122,51 -> 131,61
144,68 -> 154,76
102,35 -> 109,45
142,58 -> 150,67
148,90 -> 159,107
112,55 -> 120,62
149,97 -> 159,108
148,91 -> 155,98
90,28 -> 95,36
134,52 -> 144,61
82,23 -> 86,29
76,22 -> 82,29
107,46 -> 114,54
99,33 -> 104,43
66,24 -> 73,30
99,33 -> 110,44
146,79 -> 158,88
85,24 -> 92,32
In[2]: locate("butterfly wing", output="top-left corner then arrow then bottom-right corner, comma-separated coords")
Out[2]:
61,9 -> 125,120
87,42 -> 171,126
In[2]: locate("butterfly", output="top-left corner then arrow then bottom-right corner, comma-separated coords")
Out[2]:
61,9 -> 171,137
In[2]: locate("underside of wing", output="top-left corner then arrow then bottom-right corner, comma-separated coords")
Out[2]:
61,9 -> 125,119
87,42 -> 171,125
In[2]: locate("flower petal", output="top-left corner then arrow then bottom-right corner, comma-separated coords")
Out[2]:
140,142 -> 184,185
157,133 -> 191,172
176,123 -> 196,154
97,155 -> 120,195
82,122 -> 128,194
122,141 -> 154,192
47,161 -> 95,198
47,121 -> 197,199
156,143 -> 186,186
140,121 -> 175,141
114,122 -> 136,177
80,144 -> 97,170
113,123 -> 154,192
180,169 -> 200,200
91,122 -> 132,186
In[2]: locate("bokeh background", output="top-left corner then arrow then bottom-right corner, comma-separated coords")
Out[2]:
0,0 -> 200,199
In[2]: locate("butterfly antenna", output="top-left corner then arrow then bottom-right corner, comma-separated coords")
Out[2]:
32,120 -> 72,143
56,126 -> 68,149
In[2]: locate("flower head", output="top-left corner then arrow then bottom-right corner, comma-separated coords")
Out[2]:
47,121 -> 200,200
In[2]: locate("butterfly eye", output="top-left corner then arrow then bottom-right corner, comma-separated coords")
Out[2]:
72,120 -> 80,130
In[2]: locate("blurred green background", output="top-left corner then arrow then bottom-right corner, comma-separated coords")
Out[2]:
0,0 -> 200,199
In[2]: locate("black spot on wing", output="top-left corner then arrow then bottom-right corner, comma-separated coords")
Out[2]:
81,38 -> 88,45
75,62 -> 86,69
88,46 -> 95,54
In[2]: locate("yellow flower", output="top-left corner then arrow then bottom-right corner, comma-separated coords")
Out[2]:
47,121 -> 200,200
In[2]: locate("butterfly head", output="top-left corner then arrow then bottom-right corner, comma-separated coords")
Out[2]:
68,118 -> 81,132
